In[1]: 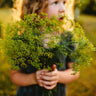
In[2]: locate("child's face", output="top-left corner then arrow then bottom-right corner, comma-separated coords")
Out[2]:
43,0 -> 66,20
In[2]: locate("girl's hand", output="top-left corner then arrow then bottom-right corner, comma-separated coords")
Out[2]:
35,69 -> 48,87
40,64 -> 59,90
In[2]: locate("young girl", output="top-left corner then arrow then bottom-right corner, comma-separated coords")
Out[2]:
11,0 -> 79,96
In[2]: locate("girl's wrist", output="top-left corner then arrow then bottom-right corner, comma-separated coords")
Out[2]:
30,73 -> 38,85
57,71 -> 61,83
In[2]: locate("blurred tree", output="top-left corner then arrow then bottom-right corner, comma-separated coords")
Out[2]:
74,0 -> 96,21
0,0 -> 13,8
75,0 -> 96,16
82,0 -> 96,15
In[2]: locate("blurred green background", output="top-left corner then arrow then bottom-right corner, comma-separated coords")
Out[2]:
0,0 -> 96,96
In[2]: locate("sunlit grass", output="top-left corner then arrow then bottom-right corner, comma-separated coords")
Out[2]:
0,8 -> 13,24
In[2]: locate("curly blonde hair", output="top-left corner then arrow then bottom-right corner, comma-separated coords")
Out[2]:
14,0 -> 48,19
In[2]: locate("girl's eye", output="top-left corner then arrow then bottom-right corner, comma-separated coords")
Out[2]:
63,1 -> 66,4
53,1 -> 58,5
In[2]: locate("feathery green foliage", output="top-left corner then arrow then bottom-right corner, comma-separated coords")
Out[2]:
2,13 -> 73,71
2,13 -> 95,73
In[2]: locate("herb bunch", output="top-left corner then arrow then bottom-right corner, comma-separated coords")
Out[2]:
2,13 -> 95,72
3,13 -> 72,71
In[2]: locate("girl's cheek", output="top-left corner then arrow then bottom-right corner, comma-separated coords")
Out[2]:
48,9 -> 58,18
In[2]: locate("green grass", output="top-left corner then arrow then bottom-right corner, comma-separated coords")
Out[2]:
0,9 -> 96,96
0,8 -> 13,25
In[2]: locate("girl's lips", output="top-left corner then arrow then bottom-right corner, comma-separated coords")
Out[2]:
58,17 -> 64,21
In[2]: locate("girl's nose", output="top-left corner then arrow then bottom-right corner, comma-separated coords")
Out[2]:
59,3 -> 66,13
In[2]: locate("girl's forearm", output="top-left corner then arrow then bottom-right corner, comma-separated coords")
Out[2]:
11,70 -> 37,86
58,69 -> 80,84
11,68 -> 79,87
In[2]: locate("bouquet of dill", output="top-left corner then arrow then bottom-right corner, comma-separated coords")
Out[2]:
1,13 -> 95,96
3,13 -> 74,71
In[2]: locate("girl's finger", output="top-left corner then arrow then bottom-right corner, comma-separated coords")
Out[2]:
52,64 -> 56,71
41,80 -> 57,86
39,83 -> 43,87
43,84 -> 56,90
44,71 -> 57,77
36,69 -> 49,79
41,75 -> 58,81
38,80 -> 43,87
40,69 -> 49,73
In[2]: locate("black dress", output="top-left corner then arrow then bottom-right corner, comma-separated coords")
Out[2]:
16,55 -> 73,96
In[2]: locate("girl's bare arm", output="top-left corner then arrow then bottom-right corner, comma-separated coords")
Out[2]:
11,63 -> 79,89
11,69 -> 48,86
58,62 -> 80,84
11,69 -> 37,86
58,69 -> 79,84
